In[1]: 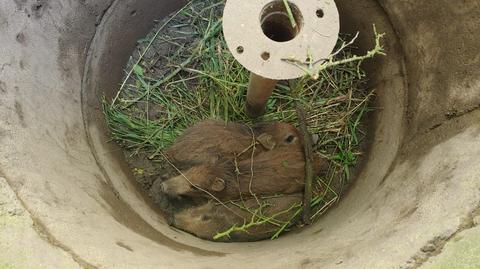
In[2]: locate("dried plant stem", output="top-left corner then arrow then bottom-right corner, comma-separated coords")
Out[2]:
295,103 -> 314,224
246,126 -> 261,207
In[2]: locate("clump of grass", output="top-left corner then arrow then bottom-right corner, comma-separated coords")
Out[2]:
103,0 -> 384,240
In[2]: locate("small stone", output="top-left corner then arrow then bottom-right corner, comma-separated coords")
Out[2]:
421,243 -> 437,253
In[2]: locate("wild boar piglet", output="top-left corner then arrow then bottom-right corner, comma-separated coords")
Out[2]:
172,194 -> 303,242
165,120 -> 305,166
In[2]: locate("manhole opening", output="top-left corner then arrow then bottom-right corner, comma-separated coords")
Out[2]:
102,0 -> 379,243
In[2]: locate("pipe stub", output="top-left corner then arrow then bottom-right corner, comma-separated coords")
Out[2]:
223,0 -> 340,80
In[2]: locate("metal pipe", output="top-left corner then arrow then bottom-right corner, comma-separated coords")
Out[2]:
245,73 -> 278,118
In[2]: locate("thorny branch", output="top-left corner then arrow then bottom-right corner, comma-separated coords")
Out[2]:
282,25 -> 386,80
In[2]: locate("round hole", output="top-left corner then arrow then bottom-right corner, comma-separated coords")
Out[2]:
316,9 -> 324,18
260,0 -> 303,42
261,52 -> 270,61
236,46 -> 244,54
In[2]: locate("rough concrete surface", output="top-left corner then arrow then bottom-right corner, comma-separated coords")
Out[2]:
0,0 -> 479,268
0,177 -> 81,269
420,226 -> 480,269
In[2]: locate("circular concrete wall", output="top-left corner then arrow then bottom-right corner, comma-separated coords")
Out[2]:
0,0 -> 479,268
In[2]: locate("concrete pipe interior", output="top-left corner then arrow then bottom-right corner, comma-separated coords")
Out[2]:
0,0 -> 479,268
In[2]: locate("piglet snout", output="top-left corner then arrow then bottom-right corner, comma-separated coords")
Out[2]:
157,175 -> 192,197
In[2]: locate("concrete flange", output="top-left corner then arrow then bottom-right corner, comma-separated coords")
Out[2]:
223,0 -> 339,117
223,0 -> 340,80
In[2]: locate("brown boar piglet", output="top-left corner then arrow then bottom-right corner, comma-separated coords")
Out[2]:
159,150 -> 328,201
164,120 -> 304,166
172,194 -> 302,242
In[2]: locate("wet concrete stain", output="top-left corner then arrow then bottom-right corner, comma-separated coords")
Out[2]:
398,206 -> 418,221
16,32 -> 26,44
394,1 -> 480,139
57,5 -> 100,80
14,101 -> 26,127
31,0 -> 50,19
299,258 -> 324,269
115,241 -> 133,252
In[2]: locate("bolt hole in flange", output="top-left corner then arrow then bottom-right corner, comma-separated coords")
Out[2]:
316,8 -> 324,18
236,46 -> 244,54
260,0 -> 303,42
261,52 -> 271,60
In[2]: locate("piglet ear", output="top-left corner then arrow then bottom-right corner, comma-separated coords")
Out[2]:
256,133 -> 276,150
210,177 -> 226,192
